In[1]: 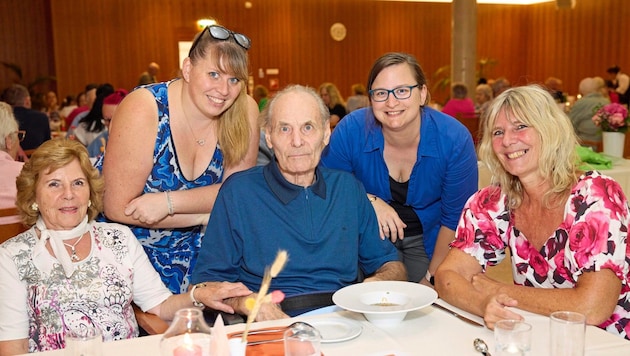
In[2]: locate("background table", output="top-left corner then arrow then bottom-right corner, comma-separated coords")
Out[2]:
479,158 -> 630,197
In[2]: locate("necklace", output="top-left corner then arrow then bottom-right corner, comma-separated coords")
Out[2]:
63,233 -> 87,261
183,115 -> 212,146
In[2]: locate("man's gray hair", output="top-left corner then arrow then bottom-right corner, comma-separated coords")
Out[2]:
260,84 -> 330,129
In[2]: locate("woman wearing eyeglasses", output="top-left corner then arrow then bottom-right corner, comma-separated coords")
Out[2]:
320,52 -> 478,284
99,25 -> 260,294
0,102 -> 24,225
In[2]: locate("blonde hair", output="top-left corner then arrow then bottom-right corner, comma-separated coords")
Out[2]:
16,139 -> 104,226
319,82 -> 346,108
0,102 -> 18,150
188,29 -> 251,167
478,84 -> 579,208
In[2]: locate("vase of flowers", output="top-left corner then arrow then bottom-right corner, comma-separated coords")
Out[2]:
592,103 -> 630,157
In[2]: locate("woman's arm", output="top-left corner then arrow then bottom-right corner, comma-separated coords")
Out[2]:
474,269 -> 621,326
435,248 -> 523,329
0,339 -> 28,356
103,89 -> 259,229
436,249 -> 622,328
147,282 -> 253,321
426,226 -> 455,276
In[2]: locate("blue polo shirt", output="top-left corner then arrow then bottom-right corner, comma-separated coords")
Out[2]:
191,159 -> 399,296
320,106 -> 479,258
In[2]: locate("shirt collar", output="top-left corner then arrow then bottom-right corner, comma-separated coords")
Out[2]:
263,159 -> 327,204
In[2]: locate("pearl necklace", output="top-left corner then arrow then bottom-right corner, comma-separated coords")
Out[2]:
62,233 -> 87,261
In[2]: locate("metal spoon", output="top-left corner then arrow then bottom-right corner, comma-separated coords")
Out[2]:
474,338 -> 492,356
232,321 -> 314,340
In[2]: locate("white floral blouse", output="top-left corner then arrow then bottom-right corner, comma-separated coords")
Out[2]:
0,222 -> 172,352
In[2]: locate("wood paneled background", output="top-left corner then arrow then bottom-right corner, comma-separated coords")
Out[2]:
0,0 -> 627,105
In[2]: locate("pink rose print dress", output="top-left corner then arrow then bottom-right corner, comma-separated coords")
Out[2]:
452,171 -> 630,339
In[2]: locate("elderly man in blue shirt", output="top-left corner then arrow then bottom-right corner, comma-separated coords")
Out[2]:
191,85 -> 406,321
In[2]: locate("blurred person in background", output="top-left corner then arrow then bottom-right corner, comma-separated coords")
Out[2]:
0,102 -> 24,224
346,83 -> 369,112
138,62 -> 160,86
319,82 -> 347,129
0,84 -> 51,151
87,89 -> 128,158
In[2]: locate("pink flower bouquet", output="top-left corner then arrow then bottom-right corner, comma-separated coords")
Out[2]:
592,103 -> 630,133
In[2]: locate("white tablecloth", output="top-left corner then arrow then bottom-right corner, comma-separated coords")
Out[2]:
479,158 -> 630,197
24,300 -> 630,355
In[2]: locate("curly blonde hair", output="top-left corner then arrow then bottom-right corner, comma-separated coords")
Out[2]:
16,139 -> 104,226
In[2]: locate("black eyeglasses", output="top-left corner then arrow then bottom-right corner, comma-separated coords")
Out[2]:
188,25 -> 251,57
16,130 -> 26,142
369,84 -> 420,102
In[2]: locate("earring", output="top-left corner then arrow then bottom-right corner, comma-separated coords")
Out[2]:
31,202 -> 38,211
88,200 -> 92,208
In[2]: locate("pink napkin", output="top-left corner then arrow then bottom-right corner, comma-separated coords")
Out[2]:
211,314 -> 230,356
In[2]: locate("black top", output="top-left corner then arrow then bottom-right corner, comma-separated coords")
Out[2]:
389,176 -> 423,237
13,106 -> 51,150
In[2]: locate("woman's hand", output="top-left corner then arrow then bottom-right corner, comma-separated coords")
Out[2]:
124,192 -> 170,225
371,198 -> 407,242
481,293 -> 522,329
196,282 -> 252,314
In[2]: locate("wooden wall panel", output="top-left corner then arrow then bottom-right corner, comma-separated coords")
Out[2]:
528,0 -> 630,96
1,0 -> 628,109
0,0 -> 54,95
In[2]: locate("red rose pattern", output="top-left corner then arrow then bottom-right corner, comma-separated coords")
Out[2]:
451,171 -> 630,340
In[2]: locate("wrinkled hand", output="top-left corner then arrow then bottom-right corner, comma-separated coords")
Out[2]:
253,301 -> 289,321
124,192 -> 169,225
481,293 -> 522,329
372,199 -> 407,242
196,282 -> 252,314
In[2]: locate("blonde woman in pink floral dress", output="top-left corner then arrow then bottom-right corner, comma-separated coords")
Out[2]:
435,85 -> 630,340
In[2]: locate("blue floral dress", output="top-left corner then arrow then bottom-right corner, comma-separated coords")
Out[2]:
97,80 -> 224,294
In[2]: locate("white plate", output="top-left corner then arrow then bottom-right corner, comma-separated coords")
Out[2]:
332,281 -> 437,315
309,318 -> 362,343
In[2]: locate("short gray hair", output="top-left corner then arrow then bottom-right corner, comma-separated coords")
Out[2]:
260,85 -> 330,129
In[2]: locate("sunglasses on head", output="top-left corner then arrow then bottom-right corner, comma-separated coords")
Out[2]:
188,25 -> 251,57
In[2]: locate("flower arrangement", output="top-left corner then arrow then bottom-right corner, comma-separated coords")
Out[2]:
592,103 -> 630,133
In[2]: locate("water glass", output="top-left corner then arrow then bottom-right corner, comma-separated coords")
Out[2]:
284,322 -> 321,356
550,311 -> 586,356
65,326 -> 103,356
494,319 -> 532,356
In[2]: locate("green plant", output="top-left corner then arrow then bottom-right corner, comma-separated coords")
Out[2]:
431,57 -> 498,103
1,61 -> 56,92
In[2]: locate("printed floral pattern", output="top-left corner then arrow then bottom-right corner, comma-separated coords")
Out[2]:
7,225 -> 139,352
452,171 -> 630,339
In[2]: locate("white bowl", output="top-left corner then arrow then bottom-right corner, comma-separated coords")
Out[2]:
332,281 -> 437,327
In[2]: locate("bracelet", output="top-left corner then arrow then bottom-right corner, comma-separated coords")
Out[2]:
166,191 -> 174,216
368,195 -> 377,203
190,283 -> 206,308
425,271 -> 435,286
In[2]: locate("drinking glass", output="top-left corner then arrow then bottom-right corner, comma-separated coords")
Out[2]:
284,322 -> 321,356
65,326 -> 103,356
494,319 -> 532,356
550,311 -> 586,356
